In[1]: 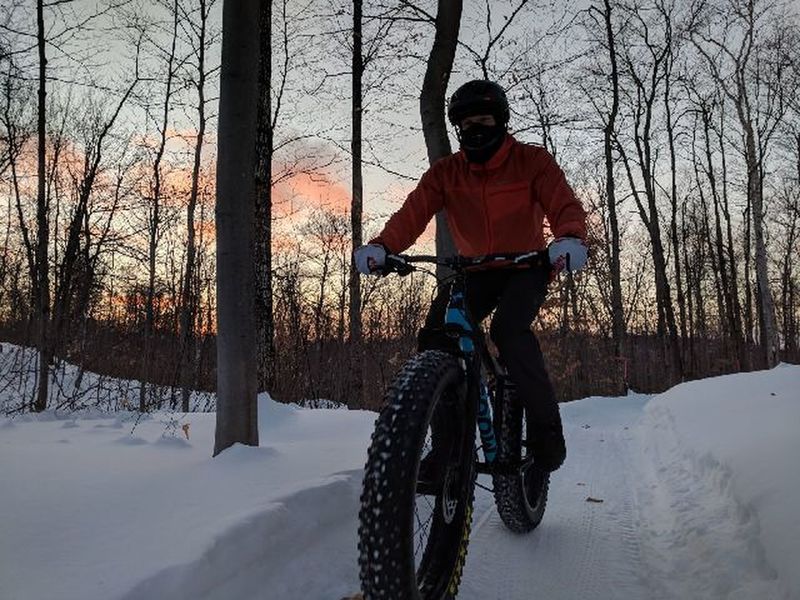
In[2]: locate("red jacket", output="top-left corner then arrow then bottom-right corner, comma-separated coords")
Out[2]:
372,135 -> 586,256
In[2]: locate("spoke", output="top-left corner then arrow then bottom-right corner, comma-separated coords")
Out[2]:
413,495 -> 435,560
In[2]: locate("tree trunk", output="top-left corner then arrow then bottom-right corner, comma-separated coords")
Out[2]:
349,0 -> 363,344
214,0 -> 260,456
140,0 -> 179,412
743,197 -> 753,347
601,0 -> 625,363
419,0 -> 462,265
734,62 -> 777,366
699,103 -> 737,345
348,0 -> 365,405
34,0 -> 50,412
664,50 -> 686,353
717,107 -> 747,370
681,202 -> 696,375
180,0 -> 209,413
747,127 -> 778,366
781,204 -> 798,355
255,0 -> 276,392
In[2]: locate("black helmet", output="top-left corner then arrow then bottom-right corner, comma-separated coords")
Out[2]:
447,80 -> 510,127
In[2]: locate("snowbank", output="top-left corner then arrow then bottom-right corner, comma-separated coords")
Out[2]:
0,394 -> 376,600
638,364 -> 800,598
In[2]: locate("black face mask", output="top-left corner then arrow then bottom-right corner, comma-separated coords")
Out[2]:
459,123 -> 506,164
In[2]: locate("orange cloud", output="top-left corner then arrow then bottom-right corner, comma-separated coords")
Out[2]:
273,171 -> 352,217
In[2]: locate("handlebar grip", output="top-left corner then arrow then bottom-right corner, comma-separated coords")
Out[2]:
383,255 -> 414,276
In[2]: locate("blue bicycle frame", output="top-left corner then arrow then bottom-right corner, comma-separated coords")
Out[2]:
445,287 -> 498,464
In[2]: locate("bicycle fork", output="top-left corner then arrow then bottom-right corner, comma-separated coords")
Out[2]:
445,288 -> 501,468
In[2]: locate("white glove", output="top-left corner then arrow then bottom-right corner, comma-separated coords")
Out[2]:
548,237 -> 588,272
354,244 -> 387,275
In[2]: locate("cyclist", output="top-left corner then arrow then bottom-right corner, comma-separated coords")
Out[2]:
354,79 -> 588,475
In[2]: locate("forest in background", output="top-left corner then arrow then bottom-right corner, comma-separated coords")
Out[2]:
1,0 -> 798,413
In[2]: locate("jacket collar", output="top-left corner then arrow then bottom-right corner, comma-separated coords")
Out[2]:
459,133 -> 516,171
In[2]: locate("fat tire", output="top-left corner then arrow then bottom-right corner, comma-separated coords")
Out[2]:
492,386 -> 549,533
358,351 -> 476,600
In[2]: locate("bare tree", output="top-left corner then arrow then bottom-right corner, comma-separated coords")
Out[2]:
658,0 -> 689,351
178,0 -> 216,412
776,182 -> 799,355
689,89 -> 748,367
0,59 -> 34,326
615,1 -> 682,378
255,0 -> 275,392
419,0 -> 462,263
33,0 -> 50,411
139,0 -> 180,411
690,0 -> 791,366
51,71 -> 141,366
349,0 -> 364,345
586,0 -> 626,360
254,0 -> 319,393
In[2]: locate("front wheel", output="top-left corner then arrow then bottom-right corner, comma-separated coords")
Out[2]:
492,385 -> 549,533
358,351 -> 476,600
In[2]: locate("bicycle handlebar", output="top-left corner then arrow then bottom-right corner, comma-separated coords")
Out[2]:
381,251 -> 551,276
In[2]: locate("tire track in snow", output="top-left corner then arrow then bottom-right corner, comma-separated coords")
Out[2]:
459,407 -> 649,600
634,404 -> 792,599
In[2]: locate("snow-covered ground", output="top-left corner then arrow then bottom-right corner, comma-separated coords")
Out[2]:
0,350 -> 798,600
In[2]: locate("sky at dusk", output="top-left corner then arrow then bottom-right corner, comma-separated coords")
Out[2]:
6,0 -> 800,254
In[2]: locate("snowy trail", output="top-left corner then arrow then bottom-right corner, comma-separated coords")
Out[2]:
460,395 -> 651,600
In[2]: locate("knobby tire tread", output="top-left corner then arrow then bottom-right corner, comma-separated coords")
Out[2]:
492,387 -> 549,533
358,351 -> 476,600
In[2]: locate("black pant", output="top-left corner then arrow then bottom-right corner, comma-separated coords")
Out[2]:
417,267 -> 559,426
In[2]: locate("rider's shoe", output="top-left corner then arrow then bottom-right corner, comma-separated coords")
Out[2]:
528,416 -> 566,472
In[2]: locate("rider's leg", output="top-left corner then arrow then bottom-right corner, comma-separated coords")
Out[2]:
488,268 -> 566,472
417,283 -> 456,351
416,274 -> 500,351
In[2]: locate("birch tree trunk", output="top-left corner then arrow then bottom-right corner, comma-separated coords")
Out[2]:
691,0 -> 782,367
745,119 -> 779,366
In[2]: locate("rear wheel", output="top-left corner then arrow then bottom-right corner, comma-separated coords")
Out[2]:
358,351 -> 476,600
492,384 -> 549,533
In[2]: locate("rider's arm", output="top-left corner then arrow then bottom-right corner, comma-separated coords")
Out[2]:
370,167 -> 444,254
532,149 -> 587,240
